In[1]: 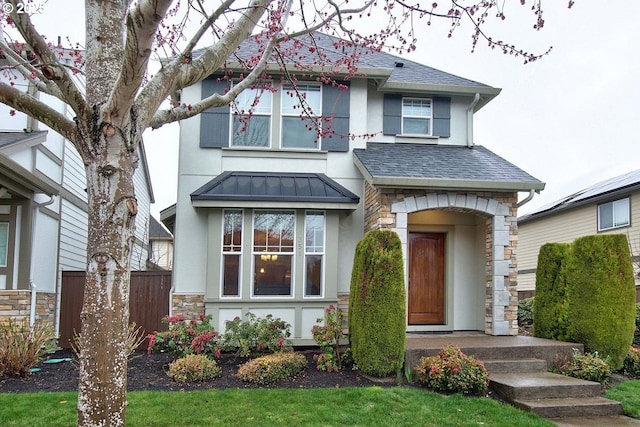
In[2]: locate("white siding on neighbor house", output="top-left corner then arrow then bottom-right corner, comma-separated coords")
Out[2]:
35,149 -> 62,184
130,159 -> 151,271
518,188 -> 640,291
59,199 -> 88,271
62,141 -> 87,202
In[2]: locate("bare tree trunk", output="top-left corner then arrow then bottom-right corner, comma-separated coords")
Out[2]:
77,129 -> 138,427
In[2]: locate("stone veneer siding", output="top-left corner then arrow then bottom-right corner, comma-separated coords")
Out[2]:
0,290 -> 56,326
172,294 -> 205,319
363,182 -> 519,336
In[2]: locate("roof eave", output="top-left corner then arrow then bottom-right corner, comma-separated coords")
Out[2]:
369,177 -> 544,192
378,82 -> 501,110
191,200 -> 358,210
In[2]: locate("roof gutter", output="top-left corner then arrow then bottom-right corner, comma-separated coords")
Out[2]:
467,93 -> 480,148
517,189 -> 536,208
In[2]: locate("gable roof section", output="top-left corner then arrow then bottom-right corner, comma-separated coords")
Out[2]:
353,143 -> 544,192
191,171 -> 359,210
149,215 -> 173,240
194,32 -> 500,110
519,169 -> 640,223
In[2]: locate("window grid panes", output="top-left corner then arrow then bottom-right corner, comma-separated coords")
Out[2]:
281,84 -> 321,149
0,223 -> 8,267
598,198 -> 630,231
253,211 -> 295,296
222,210 -> 243,297
402,98 -> 431,135
304,211 -> 324,297
231,85 -> 272,147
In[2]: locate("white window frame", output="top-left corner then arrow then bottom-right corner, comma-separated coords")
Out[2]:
251,210 -> 296,299
280,82 -> 322,150
0,222 -> 8,267
220,209 -> 243,298
230,83 -> 273,148
303,211 -> 325,298
402,97 -> 432,136
598,197 -> 631,231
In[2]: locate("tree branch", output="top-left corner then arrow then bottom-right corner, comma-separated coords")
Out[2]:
106,0 -> 173,127
7,0 -> 88,117
0,81 -> 77,145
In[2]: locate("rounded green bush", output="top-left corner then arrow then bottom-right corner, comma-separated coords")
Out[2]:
623,347 -> 640,376
566,234 -> 636,370
518,297 -> 534,327
553,351 -> 611,384
235,352 -> 307,385
348,229 -> 406,377
414,345 -> 488,395
167,354 -> 221,383
532,243 -> 571,340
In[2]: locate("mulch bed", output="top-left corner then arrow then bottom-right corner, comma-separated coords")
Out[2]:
0,349 -> 387,393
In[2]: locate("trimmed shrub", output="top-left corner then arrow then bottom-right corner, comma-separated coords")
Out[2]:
634,303 -> 640,346
414,345 -> 488,396
623,347 -> 640,377
167,354 -> 221,383
147,314 -> 220,359
566,234 -> 636,370
0,318 -> 56,378
518,297 -> 534,328
532,243 -> 571,340
236,352 -> 307,385
220,312 -> 292,357
349,229 -> 406,377
552,350 -> 611,384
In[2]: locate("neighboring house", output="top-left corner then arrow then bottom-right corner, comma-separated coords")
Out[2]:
518,169 -> 640,298
148,215 -> 173,270
162,33 -> 544,343
0,46 -> 154,334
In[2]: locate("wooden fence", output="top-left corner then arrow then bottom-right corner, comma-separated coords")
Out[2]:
59,271 -> 172,349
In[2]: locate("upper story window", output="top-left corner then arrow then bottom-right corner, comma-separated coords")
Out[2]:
282,84 -> 322,149
402,98 -> 432,135
231,86 -> 272,148
598,197 -> 630,231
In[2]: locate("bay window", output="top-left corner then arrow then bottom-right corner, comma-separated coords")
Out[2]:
304,211 -> 325,297
253,211 -> 295,296
221,210 -> 243,297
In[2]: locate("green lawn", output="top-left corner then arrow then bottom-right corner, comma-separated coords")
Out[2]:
0,387 -> 555,427
606,380 -> 640,419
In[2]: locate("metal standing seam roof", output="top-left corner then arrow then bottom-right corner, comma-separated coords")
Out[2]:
190,171 -> 360,205
353,143 -> 544,191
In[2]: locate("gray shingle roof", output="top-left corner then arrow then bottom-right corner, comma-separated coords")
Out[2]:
191,171 -> 359,204
0,131 -> 47,149
149,215 -> 173,239
519,169 -> 640,222
194,32 -> 495,94
353,143 -> 544,191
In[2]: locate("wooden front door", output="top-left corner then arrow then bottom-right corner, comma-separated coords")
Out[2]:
408,232 -> 445,325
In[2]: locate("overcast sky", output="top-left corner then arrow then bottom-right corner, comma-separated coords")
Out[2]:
16,1 -> 640,218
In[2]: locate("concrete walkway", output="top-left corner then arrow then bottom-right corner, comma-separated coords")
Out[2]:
552,415 -> 640,426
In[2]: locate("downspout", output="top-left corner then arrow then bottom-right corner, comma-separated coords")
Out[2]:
467,93 -> 481,148
517,190 -> 536,208
29,195 -> 55,327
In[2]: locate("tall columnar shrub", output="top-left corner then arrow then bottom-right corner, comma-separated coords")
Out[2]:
566,234 -> 636,370
532,243 -> 571,340
349,229 -> 406,377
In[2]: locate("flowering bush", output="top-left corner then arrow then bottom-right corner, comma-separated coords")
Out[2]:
167,354 -> 221,383
147,314 -> 220,359
220,312 -> 292,357
414,345 -> 488,396
552,349 -> 611,384
311,305 -> 346,371
623,347 -> 640,377
236,352 -> 307,385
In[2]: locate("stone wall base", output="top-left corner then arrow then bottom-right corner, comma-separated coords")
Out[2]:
172,294 -> 205,319
0,290 -> 56,327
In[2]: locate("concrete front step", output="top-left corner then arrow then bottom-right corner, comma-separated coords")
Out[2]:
513,396 -> 623,418
489,372 -> 602,401
483,358 -> 547,374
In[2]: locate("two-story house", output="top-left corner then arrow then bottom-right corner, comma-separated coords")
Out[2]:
518,169 -> 640,299
0,46 -> 154,335
163,33 -> 544,342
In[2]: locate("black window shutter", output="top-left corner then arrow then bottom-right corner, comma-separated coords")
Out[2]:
200,78 -> 230,148
432,96 -> 451,138
383,94 -> 402,135
321,82 -> 350,152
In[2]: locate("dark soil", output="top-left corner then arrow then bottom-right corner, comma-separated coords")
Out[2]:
0,349 -> 389,393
